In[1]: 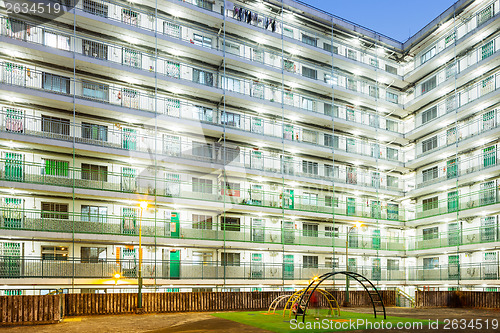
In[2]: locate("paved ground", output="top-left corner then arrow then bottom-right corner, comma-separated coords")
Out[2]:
1,307 -> 499,332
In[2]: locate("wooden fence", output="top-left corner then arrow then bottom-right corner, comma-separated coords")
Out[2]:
416,291 -> 500,308
64,290 -> 397,316
0,295 -> 61,326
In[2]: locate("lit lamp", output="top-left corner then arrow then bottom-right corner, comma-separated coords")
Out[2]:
137,201 -> 148,311
344,222 -> 363,307
113,272 -> 121,285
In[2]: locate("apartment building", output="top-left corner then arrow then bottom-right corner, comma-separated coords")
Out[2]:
0,0 -> 498,295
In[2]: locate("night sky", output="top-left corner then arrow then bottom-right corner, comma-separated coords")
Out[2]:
303,0 -> 457,42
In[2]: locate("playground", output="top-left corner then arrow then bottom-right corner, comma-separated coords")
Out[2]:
213,309 -> 430,332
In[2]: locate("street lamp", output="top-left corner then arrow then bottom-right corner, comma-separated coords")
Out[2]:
137,201 -> 148,311
344,222 -> 363,307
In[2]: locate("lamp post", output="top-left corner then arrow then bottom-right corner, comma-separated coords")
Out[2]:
137,201 -> 148,312
344,222 -> 363,307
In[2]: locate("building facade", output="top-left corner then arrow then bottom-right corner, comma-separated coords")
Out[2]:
0,0 -> 499,295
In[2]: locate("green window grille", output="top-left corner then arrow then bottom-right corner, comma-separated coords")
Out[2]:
121,167 -> 137,192
165,61 -> 180,78
165,98 -> 180,116
4,152 -> 23,181
121,88 -> 139,108
481,75 -> 494,95
164,22 -> 180,38
44,159 -> 69,177
481,40 -> 494,60
444,31 -> 455,46
123,48 -> 141,68
483,146 -> 496,167
122,128 -> 137,150
5,108 -> 24,133
477,5 -> 493,26
347,197 -> 356,216
3,198 -> 22,228
121,248 -> 136,277
122,208 -> 137,234
165,173 -> 180,197
283,255 -> 294,279
447,159 -> 458,179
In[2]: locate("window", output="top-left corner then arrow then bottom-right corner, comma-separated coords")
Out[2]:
283,27 -> 294,39
192,177 -> 213,194
221,253 -> 240,266
81,247 -> 106,263
165,173 -> 180,196
387,147 -> 398,161
370,58 -> 379,68
387,175 -> 398,189
385,64 -> 397,75
347,78 -> 357,91
422,136 -> 437,153
323,43 -> 338,54
324,134 -> 334,147
447,159 -> 458,179
123,48 -> 141,68
421,47 -> 436,64
422,197 -> 438,212
221,181 -> 240,197
301,97 -> 315,111
301,34 -> 317,47
82,123 -> 108,142
369,86 -> 379,98
347,167 -> 357,184
302,160 -> 318,175
421,76 -> 436,94
483,146 -> 496,167
386,91 -> 398,104
325,257 -> 339,268
480,181 -> 496,205
347,49 -> 356,60
83,0 -> 108,16
81,205 -> 107,223
42,115 -> 70,135
324,74 -> 337,86
81,163 -> 108,182
221,112 -> 241,127
301,66 -> 317,80
387,259 -> 399,270
303,255 -> 318,268
445,95 -> 456,113
422,166 -> 438,182
423,257 -> 439,269
82,81 -> 109,101
447,191 -> 458,212
41,202 -> 68,219
121,89 -> 139,109
481,40 -> 494,60
42,246 -> 68,260
325,196 -> 338,208
302,193 -> 318,206
223,77 -> 240,92
304,129 -> 318,143
221,217 -> 240,232
42,73 -> 70,93
386,119 -> 398,132
325,226 -> 339,238
347,197 -> 356,216
43,159 -> 69,177
195,106 -> 213,122
387,203 -> 399,220
445,63 -> 457,79
82,39 -> 108,59
477,4 -> 493,26
164,22 -> 180,38
193,69 -> 214,86
192,214 -> 212,230
224,41 -> 240,55
193,34 -> 212,48
482,110 -> 496,131
303,223 -> 318,237
422,106 -> 437,124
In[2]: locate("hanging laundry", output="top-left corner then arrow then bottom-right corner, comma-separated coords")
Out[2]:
271,20 -> 276,32
246,10 -> 252,23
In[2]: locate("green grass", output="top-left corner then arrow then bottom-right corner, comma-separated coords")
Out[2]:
212,309 -> 432,332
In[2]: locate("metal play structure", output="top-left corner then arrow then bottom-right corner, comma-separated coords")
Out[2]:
267,288 -> 341,318
294,271 -> 386,322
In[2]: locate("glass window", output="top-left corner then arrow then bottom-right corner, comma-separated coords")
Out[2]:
81,247 -> 106,263
423,257 -> 439,269
477,4 -> 493,26
193,34 -> 212,48
81,163 -> 107,182
41,202 -> 68,219
422,166 -> 438,182
422,197 -> 438,211
301,34 -> 317,47
302,223 -> 318,237
301,66 -> 317,80
221,252 -> 240,266
423,227 -> 439,240
481,40 -> 494,60
221,217 -> 240,232
422,136 -> 437,153
192,214 -> 213,230
82,122 -> 108,141
302,160 -> 318,175
303,255 -> 318,268
421,76 -> 436,94
421,47 -> 436,64
422,106 -> 437,124
192,177 -> 213,193
42,73 -> 70,94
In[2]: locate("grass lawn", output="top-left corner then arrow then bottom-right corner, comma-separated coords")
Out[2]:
212,309 -> 432,332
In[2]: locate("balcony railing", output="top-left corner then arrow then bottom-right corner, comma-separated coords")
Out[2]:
0,160 -> 405,220
0,63 -> 404,163
0,256 -> 497,281
0,208 -> 404,250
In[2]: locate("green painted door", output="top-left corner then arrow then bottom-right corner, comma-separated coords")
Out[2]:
447,159 -> 458,179
283,189 -> 294,209
447,191 -> 458,212
283,255 -> 294,279
371,201 -> 381,219
483,146 -> 496,167
170,212 -> 180,238
251,218 -> 265,242
448,222 -> 461,246
372,258 -> 381,280
347,197 -> 356,216
283,220 -> 295,244
122,128 -> 137,150
5,152 -> 23,181
251,253 -> 263,279
3,198 -> 22,228
448,255 -> 459,279
169,250 -> 180,279
372,229 -> 381,249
